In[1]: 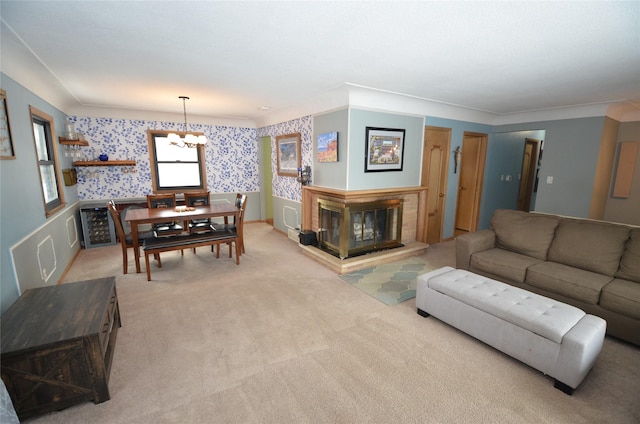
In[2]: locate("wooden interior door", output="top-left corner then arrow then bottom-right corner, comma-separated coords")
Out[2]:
454,133 -> 487,235
517,138 -> 539,211
422,126 -> 451,244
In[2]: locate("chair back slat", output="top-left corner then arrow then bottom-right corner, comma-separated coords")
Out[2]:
107,200 -> 127,243
147,193 -> 177,209
184,191 -> 210,207
234,193 -> 247,225
147,193 -> 183,235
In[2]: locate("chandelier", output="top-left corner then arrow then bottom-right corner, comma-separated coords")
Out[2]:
167,96 -> 207,148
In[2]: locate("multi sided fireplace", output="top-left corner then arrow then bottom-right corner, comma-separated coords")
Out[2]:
317,198 -> 403,259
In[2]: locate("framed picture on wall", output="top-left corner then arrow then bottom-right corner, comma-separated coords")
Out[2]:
365,127 -> 405,172
0,88 -> 16,159
317,131 -> 338,163
276,132 -> 301,177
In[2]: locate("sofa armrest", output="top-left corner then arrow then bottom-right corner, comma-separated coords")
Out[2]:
456,229 -> 496,270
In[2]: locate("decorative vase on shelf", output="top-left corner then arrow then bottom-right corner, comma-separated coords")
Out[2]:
99,154 -> 108,161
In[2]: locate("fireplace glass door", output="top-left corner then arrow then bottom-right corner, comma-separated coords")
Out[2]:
318,198 -> 402,259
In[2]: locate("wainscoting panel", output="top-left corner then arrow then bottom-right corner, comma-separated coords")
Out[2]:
66,215 -> 78,248
272,197 -> 301,237
36,236 -> 56,283
10,204 -> 82,294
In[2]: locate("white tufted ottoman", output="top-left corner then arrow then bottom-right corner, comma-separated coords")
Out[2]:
416,267 -> 606,394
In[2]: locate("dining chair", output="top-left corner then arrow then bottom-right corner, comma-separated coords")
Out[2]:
183,191 -> 214,233
146,193 -> 184,236
215,193 -> 247,257
183,191 -> 215,254
107,200 -> 155,274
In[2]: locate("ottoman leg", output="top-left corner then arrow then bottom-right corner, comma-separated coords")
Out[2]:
417,308 -> 430,318
554,379 -> 574,395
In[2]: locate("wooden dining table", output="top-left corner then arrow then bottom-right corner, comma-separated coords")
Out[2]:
124,203 -> 240,273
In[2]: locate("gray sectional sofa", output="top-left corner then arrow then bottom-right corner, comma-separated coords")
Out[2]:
456,209 -> 640,346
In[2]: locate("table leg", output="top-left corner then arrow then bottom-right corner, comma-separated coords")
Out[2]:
238,213 -> 244,256
131,223 -> 141,273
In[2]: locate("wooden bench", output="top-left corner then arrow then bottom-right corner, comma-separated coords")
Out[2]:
143,230 -> 240,281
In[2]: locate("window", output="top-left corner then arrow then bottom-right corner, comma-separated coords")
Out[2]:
147,130 -> 207,193
30,106 -> 65,216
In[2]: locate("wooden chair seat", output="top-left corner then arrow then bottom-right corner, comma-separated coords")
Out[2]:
152,223 -> 184,234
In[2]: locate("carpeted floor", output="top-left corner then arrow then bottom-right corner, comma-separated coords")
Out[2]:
340,257 -> 435,305
25,224 -> 639,424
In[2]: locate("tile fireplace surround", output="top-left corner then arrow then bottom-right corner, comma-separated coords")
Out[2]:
300,186 -> 429,274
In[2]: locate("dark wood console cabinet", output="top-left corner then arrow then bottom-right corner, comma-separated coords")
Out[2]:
0,277 -> 121,420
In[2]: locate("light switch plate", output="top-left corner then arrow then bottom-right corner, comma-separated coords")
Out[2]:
546,176 -> 554,184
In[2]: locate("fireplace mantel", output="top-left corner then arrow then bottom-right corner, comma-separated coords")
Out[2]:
302,186 -> 429,244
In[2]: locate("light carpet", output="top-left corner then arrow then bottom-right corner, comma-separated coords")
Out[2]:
25,223 -> 639,424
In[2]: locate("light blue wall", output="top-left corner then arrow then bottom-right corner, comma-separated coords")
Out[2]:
348,109 -> 424,190
425,115 -> 614,233
494,117 -> 606,219
313,108 -> 349,189
0,74 -> 82,313
479,130 -> 545,228
424,117 -> 492,239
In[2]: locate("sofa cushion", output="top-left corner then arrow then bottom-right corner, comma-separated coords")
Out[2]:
615,228 -> 640,283
600,279 -> 640,320
547,219 -> 630,276
491,209 -> 560,260
526,261 -> 613,305
470,248 -> 543,284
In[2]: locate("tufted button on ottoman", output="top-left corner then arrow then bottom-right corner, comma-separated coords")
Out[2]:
416,267 -> 606,394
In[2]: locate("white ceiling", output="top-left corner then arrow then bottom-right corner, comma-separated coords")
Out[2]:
2,1 -> 639,123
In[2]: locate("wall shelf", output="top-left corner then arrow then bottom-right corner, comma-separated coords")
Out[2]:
73,160 -> 136,167
59,137 -> 89,146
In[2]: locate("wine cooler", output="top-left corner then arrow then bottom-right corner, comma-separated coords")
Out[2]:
80,204 -> 116,249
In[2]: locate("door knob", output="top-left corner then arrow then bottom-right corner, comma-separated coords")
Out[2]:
439,193 -> 445,197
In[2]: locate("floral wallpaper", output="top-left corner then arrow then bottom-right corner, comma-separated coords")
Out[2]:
257,115 -> 312,202
71,117 -> 259,200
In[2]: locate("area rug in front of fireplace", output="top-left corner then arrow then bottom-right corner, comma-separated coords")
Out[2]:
339,257 -> 433,306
